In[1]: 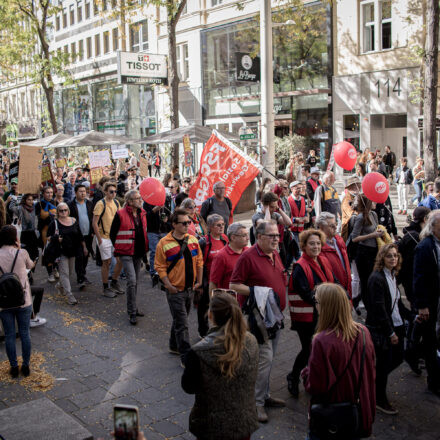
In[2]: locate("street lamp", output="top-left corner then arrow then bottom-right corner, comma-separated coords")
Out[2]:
260,0 -> 294,175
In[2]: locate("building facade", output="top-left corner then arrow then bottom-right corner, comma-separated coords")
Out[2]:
0,0 -> 437,168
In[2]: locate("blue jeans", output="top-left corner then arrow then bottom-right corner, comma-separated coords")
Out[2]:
412,179 -> 423,204
148,232 -> 164,276
0,305 -> 32,367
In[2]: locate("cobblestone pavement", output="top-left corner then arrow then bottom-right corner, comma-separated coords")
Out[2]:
0,260 -> 438,440
0,183 -> 438,440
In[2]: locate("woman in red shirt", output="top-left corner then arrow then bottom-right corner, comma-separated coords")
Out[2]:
287,229 -> 334,397
302,283 -> 376,439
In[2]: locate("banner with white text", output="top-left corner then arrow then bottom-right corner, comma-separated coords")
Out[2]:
189,130 -> 262,211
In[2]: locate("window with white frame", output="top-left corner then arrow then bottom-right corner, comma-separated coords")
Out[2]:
176,43 -> 189,81
130,20 -> 148,52
211,0 -> 223,6
361,0 -> 392,53
70,4 -> 75,25
112,28 -> 119,51
77,1 -> 83,22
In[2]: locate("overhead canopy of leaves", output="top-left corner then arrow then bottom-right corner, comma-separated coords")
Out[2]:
275,133 -> 306,167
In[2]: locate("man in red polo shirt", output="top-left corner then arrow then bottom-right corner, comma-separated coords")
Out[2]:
230,220 -> 287,423
209,222 -> 249,304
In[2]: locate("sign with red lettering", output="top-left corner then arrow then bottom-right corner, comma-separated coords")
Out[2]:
189,130 -> 262,211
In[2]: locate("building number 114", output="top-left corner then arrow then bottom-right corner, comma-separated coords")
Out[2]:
375,77 -> 401,98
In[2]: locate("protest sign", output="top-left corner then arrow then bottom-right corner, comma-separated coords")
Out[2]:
18,145 -> 44,194
9,161 -> 19,183
139,157 -> 149,177
88,150 -> 111,168
188,130 -> 262,211
90,167 -> 103,185
55,158 -> 66,168
111,146 -> 129,159
183,134 -> 192,168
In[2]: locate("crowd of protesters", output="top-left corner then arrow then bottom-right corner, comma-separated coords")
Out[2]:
0,144 -> 439,440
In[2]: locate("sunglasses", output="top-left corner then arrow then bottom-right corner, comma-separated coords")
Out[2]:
108,190 -> 116,194
211,288 -> 238,299
58,209 -> 68,213
177,221 -> 191,226
263,234 -> 280,240
214,223 -> 225,227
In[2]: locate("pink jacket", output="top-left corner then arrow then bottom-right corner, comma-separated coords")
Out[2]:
0,246 -> 34,309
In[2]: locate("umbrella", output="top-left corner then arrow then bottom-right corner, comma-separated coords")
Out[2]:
20,133 -> 71,147
48,130 -> 140,148
139,124 -> 240,144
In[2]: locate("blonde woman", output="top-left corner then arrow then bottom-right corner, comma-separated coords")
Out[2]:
182,292 -> 259,440
47,203 -> 87,305
302,283 -> 376,440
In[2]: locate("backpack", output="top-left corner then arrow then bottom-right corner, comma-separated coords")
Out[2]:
0,249 -> 25,309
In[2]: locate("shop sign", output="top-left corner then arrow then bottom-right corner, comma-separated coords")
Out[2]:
117,51 -> 168,85
235,53 -> 260,83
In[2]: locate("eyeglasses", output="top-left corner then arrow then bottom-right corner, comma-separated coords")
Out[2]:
385,254 -> 398,259
58,209 -> 68,213
327,224 -> 337,229
177,221 -> 191,226
233,233 -> 249,238
108,190 -> 116,194
130,197 -> 142,201
214,223 -> 225,227
263,234 -> 280,240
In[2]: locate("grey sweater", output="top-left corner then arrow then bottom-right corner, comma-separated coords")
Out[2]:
351,212 -> 378,248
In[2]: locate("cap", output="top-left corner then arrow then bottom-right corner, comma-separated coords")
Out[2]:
310,167 -> 320,174
11,178 -> 18,184
345,176 -> 361,189
289,180 -> 301,188
413,206 -> 431,223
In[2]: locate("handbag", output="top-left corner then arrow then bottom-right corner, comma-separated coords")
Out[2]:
310,327 -> 366,440
42,220 -> 61,266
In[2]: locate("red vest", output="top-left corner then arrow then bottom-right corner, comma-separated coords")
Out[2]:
288,254 -> 334,323
288,196 -> 306,232
320,235 -> 352,298
114,206 -> 149,256
307,177 -> 321,193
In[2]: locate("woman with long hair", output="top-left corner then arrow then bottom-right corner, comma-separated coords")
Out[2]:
366,244 -> 411,415
303,283 -> 376,439
0,197 -> 8,229
287,229 -> 334,398
47,203 -> 87,305
0,226 -> 35,378
351,194 -> 383,310
182,292 -> 259,440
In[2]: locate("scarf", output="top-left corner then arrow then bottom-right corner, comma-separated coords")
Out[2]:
301,252 -> 334,286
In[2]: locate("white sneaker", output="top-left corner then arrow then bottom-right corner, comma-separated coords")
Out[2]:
54,269 -> 60,279
30,317 -> 47,328
48,274 -> 55,282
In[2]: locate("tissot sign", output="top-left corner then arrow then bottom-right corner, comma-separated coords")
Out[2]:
117,51 -> 168,85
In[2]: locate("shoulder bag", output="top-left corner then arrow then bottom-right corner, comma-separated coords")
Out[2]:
309,327 -> 366,440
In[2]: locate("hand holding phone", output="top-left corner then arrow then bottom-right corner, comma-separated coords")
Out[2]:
114,404 -> 139,440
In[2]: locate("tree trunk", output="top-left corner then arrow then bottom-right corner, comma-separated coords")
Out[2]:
423,0 -> 439,181
120,0 -> 127,51
41,81 -> 60,157
167,16 -> 180,169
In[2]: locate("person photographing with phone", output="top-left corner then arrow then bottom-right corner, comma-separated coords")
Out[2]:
154,208 -> 203,366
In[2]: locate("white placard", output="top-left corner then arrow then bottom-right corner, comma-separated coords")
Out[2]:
112,148 -> 129,159
88,150 -> 111,168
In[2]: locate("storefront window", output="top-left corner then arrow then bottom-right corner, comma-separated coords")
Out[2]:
201,4 -> 329,149
343,114 -> 360,149
62,85 -> 92,135
93,80 -> 126,134
127,85 -> 156,138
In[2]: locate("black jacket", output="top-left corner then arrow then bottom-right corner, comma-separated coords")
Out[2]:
68,198 -> 93,235
374,196 -> 397,236
143,195 -> 172,234
397,221 -> 422,305
413,235 -> 440,313
366,270 -> 411,337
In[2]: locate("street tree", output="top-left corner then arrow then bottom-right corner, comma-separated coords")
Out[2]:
423,0 -> 439,181
148,0 -> 188,168
0,0 -> 72,135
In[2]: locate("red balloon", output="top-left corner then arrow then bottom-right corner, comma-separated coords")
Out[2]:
362,172 -> 389,204
333,141 -> 357,170
139,178 -> 166,206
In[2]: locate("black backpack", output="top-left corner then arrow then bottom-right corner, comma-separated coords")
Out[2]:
0,249 -> 25,309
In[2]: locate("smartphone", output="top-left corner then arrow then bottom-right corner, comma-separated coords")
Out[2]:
114,404 -> 139,440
